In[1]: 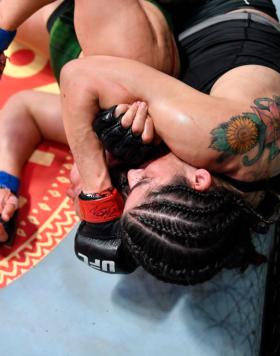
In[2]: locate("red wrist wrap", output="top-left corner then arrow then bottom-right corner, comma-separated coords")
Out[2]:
78,188 -> 124,223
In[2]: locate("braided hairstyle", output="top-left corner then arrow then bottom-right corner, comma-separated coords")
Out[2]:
121,177 -> 280,285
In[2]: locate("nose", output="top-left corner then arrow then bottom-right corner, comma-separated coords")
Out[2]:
127,169 -> 144,189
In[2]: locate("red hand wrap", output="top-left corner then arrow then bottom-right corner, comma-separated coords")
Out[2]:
78,188 -> 124,223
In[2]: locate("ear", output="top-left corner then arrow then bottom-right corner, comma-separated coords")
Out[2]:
192,169 -> 212,191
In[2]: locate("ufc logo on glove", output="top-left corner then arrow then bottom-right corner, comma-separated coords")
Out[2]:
78,252 -> 116,273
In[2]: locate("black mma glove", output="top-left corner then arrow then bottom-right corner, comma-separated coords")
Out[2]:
75,219 -> 138,274
75,188 -> 137,274
93,105 -> 161,166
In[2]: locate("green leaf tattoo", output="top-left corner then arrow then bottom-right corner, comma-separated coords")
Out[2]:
209,96 -> 280,166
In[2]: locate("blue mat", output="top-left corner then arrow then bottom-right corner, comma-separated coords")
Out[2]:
0,224 -> 273,356
2,3 -> 280,354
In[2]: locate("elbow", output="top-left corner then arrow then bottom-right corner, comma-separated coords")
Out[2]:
60,59 -> 95,103
60,59 -> 102,126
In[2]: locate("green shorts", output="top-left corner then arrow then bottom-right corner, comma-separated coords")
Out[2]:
48,0 -> 173,83
48,0 -> 79,82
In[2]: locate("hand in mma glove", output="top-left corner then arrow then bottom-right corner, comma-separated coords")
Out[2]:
93,104 -> 163,166
75,219 -> 138,274
75,188 -> 138,274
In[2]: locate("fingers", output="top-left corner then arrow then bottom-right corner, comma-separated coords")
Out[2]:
0,189 -> 18,242
120,102 -> 140,129
141,116 -> 154,144
116,101 -> 155,143
0,189 -> 12,219
1,193 -> 18,221
131,102 -> 148,135
114,104 -> 131,119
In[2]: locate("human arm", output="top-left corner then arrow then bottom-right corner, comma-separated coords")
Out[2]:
60,56 -> 247,175
0,0 -> 56,31
61,55 -> 280,189
93,103 -> 164,166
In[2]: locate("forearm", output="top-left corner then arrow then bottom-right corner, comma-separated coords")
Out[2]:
60,66 -> 112,194
62,56 -> 277,180
63,56 -> 241,170
0,0 -> 55,30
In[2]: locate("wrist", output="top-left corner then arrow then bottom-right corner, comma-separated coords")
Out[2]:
78,188 -> 124,223
0,171 -> 20,195
78,149 -> 112,194
82,179 -> 112,195
79,187 -> 114,200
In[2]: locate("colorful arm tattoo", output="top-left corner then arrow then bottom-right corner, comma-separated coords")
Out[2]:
209,96 -> 280,166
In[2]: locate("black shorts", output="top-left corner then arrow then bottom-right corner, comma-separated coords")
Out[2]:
178,12 -> 280,93
173,0 -> 278,30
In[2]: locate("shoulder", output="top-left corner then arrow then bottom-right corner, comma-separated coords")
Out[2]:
209,71 -> 280,181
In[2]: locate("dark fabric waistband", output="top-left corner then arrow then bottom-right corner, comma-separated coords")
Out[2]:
179,11 -> 280,41
216,173 -> 280,193
179,17 -> 280,94
175,0 -> 278,31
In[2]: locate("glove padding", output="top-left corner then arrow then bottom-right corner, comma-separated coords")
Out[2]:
75,219 -> 138,274
93,105 -> 159,166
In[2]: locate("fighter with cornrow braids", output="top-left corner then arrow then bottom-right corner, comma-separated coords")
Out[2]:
0,0 -> 180,242
0,0 -> 280,286
50,0 -> 280,284
120,181 -> 276,285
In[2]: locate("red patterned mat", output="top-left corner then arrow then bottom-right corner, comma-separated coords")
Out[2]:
0,43 -> 78,288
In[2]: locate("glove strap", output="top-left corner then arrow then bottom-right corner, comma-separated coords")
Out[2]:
79,188 -> 124,223
0,29 -> 16,51
0,171 -> 20,195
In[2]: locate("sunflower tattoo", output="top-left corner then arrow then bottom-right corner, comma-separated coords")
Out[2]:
210,96 -> 280,166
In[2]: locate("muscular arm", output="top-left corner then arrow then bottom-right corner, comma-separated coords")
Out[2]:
60,62 -> 114,194
61,55 -> 280,194
0,0 -> 56,30
60,57 -> 245,169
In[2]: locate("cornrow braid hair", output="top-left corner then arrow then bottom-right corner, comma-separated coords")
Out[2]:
121,180 -> 273,285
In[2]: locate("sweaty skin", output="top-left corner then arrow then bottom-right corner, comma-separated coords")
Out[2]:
0,0 -> 179,241
61,53 -> 280,199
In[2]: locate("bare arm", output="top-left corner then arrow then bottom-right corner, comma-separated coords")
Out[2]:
60,56 -> 244,170
61,55 -> 280,195
0,0 -> 56,30
60,62 -> 114,194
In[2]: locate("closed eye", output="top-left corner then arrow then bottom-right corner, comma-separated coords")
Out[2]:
130,178 -> 151,193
